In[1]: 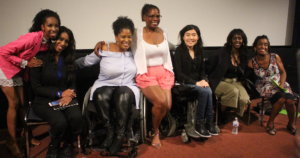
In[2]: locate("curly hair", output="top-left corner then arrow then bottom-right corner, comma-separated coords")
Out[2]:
177,24 -> 203,57
29,9 -> 60,32
112,16 -> 134,36
141,4 -> 160,21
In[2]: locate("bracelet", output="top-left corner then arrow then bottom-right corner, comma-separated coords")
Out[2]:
56,91 -> 62,98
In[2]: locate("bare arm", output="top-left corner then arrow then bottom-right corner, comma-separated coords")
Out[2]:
275,54 -> 287,87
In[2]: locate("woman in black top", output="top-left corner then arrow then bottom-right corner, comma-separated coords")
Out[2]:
208,29 -> 250,118
30,26 -> 83,158
174,25 -> 219,138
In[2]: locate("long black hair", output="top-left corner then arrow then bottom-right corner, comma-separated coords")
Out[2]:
49,26 -> 76,85
177,24 -> 203,58
224,28 -> 248,63
29,9 -> 60,32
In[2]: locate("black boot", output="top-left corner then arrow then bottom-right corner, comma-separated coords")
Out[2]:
196,119 -> 211,138
185,102 -> 201,138
100,123 -> 114,149
109,134 -> 124,155
46,137 -> 61,158
59,143 -> 74,158
109,121 -> 126,155
206,119 -> 220,136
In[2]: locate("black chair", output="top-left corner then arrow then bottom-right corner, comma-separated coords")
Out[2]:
215,96 -> 252,125
24,102 -> 81,158
24,102 -> 48,158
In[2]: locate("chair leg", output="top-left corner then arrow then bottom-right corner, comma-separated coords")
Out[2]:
77,135 -> 81,153
259,98 -> 265,127
25,125 -> 30,158
247,103 -> 251,125
294,97 -> 299,126
215,102 -> 219,126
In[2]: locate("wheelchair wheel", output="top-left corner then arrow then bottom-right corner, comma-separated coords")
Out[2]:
159,112 -> 177,137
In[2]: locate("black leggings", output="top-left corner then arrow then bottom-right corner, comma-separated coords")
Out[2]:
93,86 -> 135,135
32,101 -> 83,143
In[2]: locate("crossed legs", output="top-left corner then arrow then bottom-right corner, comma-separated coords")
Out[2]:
141,85 -> 171,147
267,97 -> 296,135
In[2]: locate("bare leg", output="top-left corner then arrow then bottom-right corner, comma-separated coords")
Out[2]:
285,99 -> 296,128
1,86 -> 23,157
141,86 -> 169,147
267,98 -> 285,132
1,86 -> 19,141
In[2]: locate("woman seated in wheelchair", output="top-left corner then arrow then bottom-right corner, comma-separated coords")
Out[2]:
76,17 -> 139,154
248,35 -> 296,135
30,26 -> 83,158
173,25 -> 219,138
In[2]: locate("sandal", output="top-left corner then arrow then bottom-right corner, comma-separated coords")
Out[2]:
287,125 -> 297,135
151,133 -> 162,149
266,126 -> 277,135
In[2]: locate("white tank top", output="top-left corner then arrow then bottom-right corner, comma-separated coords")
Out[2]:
143,39 -> 168,66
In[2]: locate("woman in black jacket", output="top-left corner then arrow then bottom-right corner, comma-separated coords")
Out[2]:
208,29 -> 250,119
174,25 -> 219,138
30,26 -> 82,158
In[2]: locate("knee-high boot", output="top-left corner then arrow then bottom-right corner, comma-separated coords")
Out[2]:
184,102 -> 201,138
109,119 -> 126,155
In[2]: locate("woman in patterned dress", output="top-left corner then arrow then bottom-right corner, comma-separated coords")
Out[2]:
248,35 -> 296,135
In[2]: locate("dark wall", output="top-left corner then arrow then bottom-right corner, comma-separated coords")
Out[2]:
292,0 -> 300,48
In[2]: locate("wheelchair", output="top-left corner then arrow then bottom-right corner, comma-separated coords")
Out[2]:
80,87 -> 146,158
142,84 -> 202,143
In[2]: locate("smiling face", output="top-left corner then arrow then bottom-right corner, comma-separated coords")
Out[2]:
115,28 -> 132,51
143,8 -> 160,29
183,29 -> 199,49
231,34 -> 243,49
41,17 -> 59,40
254,38 -> 269,55
54,32 -> 69,53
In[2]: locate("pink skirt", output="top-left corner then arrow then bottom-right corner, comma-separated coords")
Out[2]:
136,65 -> 174,90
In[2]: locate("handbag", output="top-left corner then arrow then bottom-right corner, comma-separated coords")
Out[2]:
242,78 -> 260,99
49,99 -> 79,110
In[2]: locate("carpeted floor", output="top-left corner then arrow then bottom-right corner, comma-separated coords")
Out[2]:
0,114 -> 299,158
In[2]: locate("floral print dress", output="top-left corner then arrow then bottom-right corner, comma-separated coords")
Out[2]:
252,53 -> 292,98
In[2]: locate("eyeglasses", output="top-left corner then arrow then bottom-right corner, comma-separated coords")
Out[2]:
147,15 -> 162,18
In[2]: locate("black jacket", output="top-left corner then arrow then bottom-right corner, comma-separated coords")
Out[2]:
173,47 -> 207,84
208,48 -> 248,91
30,51 -> 76,106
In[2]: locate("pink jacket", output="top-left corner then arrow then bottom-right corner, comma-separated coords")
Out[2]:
0,31 -> 48,79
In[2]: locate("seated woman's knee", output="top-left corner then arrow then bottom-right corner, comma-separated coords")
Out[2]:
277,97 -> 286,104
153,96 -> 168,108
116,86 -> 133,101
230,87 -> 239,96
286,98 -> 295,106
52,118 -> 67,133
94,90 -> 111,102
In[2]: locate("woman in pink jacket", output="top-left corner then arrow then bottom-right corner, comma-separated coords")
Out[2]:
0,9 -> 60,158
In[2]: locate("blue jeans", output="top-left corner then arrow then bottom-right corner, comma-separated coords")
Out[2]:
187,84 -> 213,121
